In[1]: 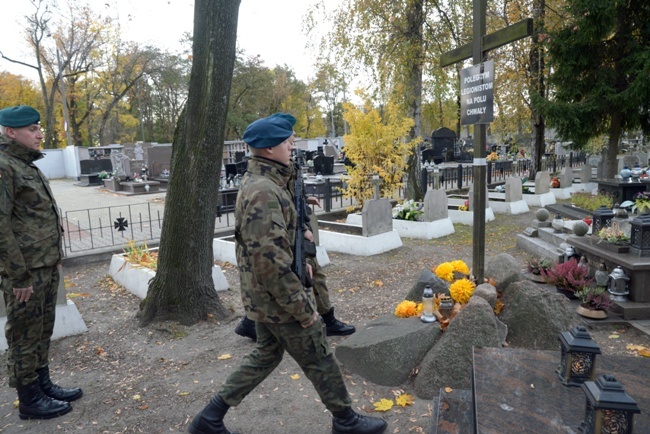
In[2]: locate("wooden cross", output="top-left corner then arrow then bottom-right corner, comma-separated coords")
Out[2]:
440,0 -> 533,282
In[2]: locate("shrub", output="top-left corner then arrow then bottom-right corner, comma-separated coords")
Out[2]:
570,192 -> 614,211
575,286 -> 614,311
541,258 -> 593,293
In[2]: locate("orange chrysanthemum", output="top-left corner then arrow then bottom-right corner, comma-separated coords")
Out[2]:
395,300 -> 422,318
449,278 -> 476,304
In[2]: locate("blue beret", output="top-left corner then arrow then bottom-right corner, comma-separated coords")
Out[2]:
0,105 -> 41,128
243,112 -> 296,149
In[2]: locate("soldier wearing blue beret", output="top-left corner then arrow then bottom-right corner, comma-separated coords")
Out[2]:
189,113 -> 386,434
0,105 -> 83,420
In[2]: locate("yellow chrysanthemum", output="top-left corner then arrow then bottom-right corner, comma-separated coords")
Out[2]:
449,278 -> 476,304
449,260 -> 470,276
434,262 -> 454,282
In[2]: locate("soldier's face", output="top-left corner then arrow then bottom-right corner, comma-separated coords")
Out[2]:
6,124 -> 43,151
270,134 -> 295,166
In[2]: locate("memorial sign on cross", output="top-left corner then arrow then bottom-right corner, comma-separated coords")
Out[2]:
440,0 -> 533,281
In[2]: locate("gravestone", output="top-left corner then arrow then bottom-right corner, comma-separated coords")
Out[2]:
504,177 -> 522,202
559,167 -> 573,188
323,144 -> 338,158
110,150 -> 131,177
534,171 -> 551,194
134,143 -> 144,161
147,144 -> 172,178
80,159 -> 112,175
422,189 -> 448,222
580,164 -> 592,183
361,199 -> 393,237
468,184 -> 489,211
422,148 -> 435,164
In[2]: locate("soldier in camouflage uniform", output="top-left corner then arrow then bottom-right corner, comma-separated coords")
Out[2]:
0,105 -> 83,420
189,113 -> 386,434
234,161 -> 356,341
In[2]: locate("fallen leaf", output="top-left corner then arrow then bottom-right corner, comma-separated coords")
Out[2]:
396,393 -> 414,407
444,387 -> 452,393
138,404 -> 149,410
178,391 -> 190,396
67,292 -> 90,298
373,280 -> 383,287
640,349 -> 650,358
290,374 -> 300,380
13,399 -> 19,408
626,344 -> 647,351
608,334 -> 620,339
132,394 -> 141,401
217,354 -> 232,360
373,398 -> 394,412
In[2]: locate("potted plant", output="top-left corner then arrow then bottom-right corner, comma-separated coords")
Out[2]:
393,199 -> 423,221
574,286 -> 614,319
526,257 -> 553,283
541,258 -> 594,299
632,191 -> 650,215
596,222 -> 630,253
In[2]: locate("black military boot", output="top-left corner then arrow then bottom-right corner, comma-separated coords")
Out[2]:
37,367 -> 83,402
234,317 -> 257,341
189,395 -> 238,434
332,407 -> 387,434
16,381 -> 72,420
322,308 -> 356,336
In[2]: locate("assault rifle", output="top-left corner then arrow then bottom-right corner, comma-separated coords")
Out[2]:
291,149 -> 315,288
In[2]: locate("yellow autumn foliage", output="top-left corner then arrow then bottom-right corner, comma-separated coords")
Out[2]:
342,91 -> 418,208
372,398 -> 394,412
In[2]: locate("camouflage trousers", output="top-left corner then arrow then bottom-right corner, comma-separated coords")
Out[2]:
2,265 -> 59,387
307,256 -> 331,315
218,318 -> 352,413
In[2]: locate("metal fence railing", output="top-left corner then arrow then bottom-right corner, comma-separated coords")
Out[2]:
62,154 -> 585,257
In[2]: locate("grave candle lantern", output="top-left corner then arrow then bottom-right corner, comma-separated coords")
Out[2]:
578,374 -> 640,434
420,285 -> 436,323
629,214 -> 650,257
557,326 -> 601,387
607,266 -> 630,302
591,206 -> 615,235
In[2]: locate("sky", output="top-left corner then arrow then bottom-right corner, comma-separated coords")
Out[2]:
0,0 -> 337,83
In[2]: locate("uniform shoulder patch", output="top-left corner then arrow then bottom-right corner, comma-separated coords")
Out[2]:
267,200 -> 279,209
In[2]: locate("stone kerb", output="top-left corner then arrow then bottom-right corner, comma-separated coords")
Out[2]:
413,296 -> 502,398
523,171 -> 556,207
109,252 -> 230,299
346,191 -> 455,240
0,270 -> 87,351
490,177 -> 529,215
335,315 -> 442,387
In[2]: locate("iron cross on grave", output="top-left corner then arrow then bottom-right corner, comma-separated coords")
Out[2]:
440,0 -> 533,282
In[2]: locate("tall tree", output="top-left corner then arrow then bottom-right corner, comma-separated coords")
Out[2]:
138,0 -> 240,325
539,0 -> 650,178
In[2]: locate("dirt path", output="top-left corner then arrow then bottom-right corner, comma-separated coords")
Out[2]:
1,208 -> 649,433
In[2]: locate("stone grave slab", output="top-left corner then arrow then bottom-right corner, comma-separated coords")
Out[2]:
473,347 -> 650,433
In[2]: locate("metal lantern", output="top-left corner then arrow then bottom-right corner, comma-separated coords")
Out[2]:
564,245 -> 578,263
578,374 -> 641,434
557,326 -> 601,387
420,285 -> 436,323
594,263 -> 609,287
607,266 -> 630,302
629,214 -> 650,257
592,206 -> 615,235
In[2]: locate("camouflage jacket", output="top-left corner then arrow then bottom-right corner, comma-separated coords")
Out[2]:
235,156 -> 316,325
0,141 -> 62,288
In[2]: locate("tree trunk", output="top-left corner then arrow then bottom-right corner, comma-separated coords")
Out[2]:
404,0 -> 424,201
604,113 -> 622,179
138,0 -> 240,326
